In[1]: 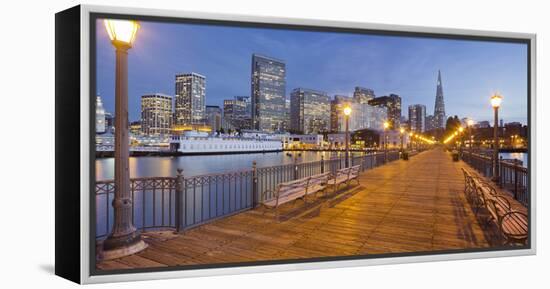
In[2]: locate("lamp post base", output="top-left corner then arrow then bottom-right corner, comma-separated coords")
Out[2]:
101,238 -> 148,261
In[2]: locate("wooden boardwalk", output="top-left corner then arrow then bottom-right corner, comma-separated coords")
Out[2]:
97,147 -> 526,271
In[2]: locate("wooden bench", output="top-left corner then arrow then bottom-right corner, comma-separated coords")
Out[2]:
327,165 -> 361,196
462,168 -> 528,245
261,172 -> 331,217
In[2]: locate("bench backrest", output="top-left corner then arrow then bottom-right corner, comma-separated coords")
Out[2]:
308,172 -> 330,187
335,167 -> 350,178
276,177 -> 310,199
348,165 -> 360,178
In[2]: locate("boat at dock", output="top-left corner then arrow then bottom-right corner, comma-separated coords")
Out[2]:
169,131 -> 283,154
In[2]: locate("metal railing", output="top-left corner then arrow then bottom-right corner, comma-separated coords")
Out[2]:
461,152 -> 528,207
96,151 -> 401,239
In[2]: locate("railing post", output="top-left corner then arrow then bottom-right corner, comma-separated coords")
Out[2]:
252,161 -> 258,207
514,160 -> 519,200
175,168 -> 184,233
294,156 -> 298,180
320,155 -> 325,174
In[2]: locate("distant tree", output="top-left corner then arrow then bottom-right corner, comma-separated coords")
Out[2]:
445,115 -> 462,138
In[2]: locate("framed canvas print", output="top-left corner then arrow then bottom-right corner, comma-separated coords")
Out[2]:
55,4 -> 536,284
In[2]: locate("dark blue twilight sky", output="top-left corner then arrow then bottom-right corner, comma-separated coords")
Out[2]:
95,19 -> 528,124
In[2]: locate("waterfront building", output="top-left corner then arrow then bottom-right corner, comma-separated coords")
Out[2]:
223,97 -> 252,129
251,54 -> 286,132
433,70 -> 446,129
175,72 -> 206,126
282,134 -> 324,149
408,104 -> 426,133
129,121 -> 141,135
350,103 -> 388,132
368,94 -> 402,129
425,115 -> 435,131
96,95 -> 106,134
379,130 -> 409,149
330,95 -> 353,132
141,93 -> 173,136
205,105 -> 222,132
327,133 -> 347,149
353,86 -> 375,104
290,88 -> 331,134
105,112 -> 114,132
351,129 -> 381,148
331,95 -> 387,132
235,96 -> 252,117
476,121 -> 491,128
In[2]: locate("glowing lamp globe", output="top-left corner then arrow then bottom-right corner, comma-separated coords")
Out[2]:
400,128 -> 405,134
343,106 -> 352,116
467,119 -> 474,127
383,121 -> 390,129
104,19 -> 140,47
491,93 -> 503,109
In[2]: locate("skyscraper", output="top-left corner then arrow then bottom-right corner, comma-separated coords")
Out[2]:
330,95 -> 353,132
368,94 -> 402,129
434,70 -> 446,129
425,115 -> 435,131
353,87 -> 375,104
175,72 -> 206,126
141,93 -> 173,135
234,96 -> 252,117
290,88 -> 331,134
205,105 -> 222,132
408,104 -> 426,133
96,95 -> 106,134
223,97 -> 251,129
251,54 -> 286,132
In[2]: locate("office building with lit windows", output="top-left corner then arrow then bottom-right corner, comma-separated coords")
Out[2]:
408,104 -> 426,133
96,95 -> 106,134
175,72 -> 206,126
141,93 -> 173,136
290,88 -> 331,134
368,94 -> 402,129
353,86 -> 375,104
251,54 -> 286,132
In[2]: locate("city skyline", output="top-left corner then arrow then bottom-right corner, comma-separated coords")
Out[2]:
95,19 -> 528,125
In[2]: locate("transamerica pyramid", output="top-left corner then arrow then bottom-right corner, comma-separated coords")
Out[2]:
434,70 -> 446,129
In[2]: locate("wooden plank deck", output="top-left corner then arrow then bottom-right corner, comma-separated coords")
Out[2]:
96,147 -> 527,271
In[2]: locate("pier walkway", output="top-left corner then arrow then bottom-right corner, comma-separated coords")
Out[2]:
97,147 -> 526,270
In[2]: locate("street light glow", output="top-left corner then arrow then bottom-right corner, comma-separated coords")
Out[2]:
343,106 -> 352,116
104,19 -> 140,47
491,93 -> 503,109
400,127 -> 405,134
467,119 -> 474,127
383,121 -> 390,130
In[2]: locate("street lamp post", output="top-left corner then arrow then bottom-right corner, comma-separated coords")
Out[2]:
491,93 -> 503,184
344,106 -> 352,168
399,127 -> 405,153
467,119 -> 474,160
458,126 -> 464,158
102,19 -> 147,260
383,121 -> 389,163
409,132 -> 414,151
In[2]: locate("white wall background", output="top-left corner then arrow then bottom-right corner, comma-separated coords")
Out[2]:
0,0 -> 547,287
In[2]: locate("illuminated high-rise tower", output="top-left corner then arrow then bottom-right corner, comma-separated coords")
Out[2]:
434,70 -> 446,129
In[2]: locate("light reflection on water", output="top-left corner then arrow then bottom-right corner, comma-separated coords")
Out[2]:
499,152 -> 528,167
95,151 -> 359,180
